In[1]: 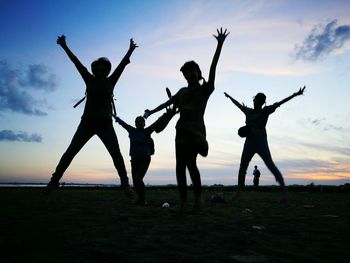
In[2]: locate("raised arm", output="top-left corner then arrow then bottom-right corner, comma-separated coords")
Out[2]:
57,35 -> 90,81
114,116 -> 133,132
143,98 -> 174,119
109,38 -> 138,86
208,28 -> 229,86
274,86 -> 306,108
224,92 -> 246,112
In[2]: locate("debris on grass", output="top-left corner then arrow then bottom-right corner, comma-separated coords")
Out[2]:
251,225 -> 266,230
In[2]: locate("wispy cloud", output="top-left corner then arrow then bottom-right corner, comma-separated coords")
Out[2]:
0,60 -> 58,116
306,117 -> 347,132
301,142 -> 350,157
294,19 -> 350,61
309,117 -> 326,126
0,130 -> 42,143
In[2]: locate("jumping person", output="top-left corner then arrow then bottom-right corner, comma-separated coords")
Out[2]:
45,35 -> 138,194
144,28 -> 229,210
114,116 -> 158,205
224,87 -> 305,201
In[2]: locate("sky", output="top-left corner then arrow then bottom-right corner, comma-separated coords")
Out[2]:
0,0 -> 349,186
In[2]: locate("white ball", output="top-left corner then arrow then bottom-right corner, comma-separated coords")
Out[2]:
162,202 -> 170,208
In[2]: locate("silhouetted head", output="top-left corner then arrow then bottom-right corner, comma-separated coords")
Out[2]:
254,165 -> 258,169
180,61 -> 202,85
253,93 -> 266,109
91,57 -> 112,78
135,116 -> 145,129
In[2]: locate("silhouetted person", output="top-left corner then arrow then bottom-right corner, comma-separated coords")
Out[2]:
253,165 -> 261,188
114,116 -> 159,205
144,28 -> 229,210
45,35 -> 137,194
224,86 -> 306,201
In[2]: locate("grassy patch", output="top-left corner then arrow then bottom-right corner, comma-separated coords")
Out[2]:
1,186 -> 349,262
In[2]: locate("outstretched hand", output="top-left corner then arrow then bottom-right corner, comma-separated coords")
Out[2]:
295,86 -> 306,96
224,92 -> 231,98
129,38 -> 138,52
57,35 -> 66,46
214,27 -> 229,43
143,109 -> 151,119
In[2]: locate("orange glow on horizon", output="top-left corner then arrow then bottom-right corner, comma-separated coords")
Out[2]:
286,172 -> 350,181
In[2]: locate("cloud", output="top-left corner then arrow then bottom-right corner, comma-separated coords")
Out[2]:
308,118 -> 326,126
306,117 -> 347,132
294,19 -> 350,61
300,142 -> 350,158
0,60 -> 58,115
20,64 -> 58,92
0,130 -> 42,142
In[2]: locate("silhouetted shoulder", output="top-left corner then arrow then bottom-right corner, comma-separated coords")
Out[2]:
242,106 -> 252,114
201,80 -> 214,96
264,104 -> 278,114
174,87 -> 188,96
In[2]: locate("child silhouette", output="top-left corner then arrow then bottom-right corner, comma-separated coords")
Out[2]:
115,115 -> 159,205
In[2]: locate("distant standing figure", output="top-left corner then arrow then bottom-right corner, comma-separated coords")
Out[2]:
224,87 -> 306,201
114,116 -> 159,205
45,35 -> 137,194
143,28 -> 229,210
253,165 -> 261,187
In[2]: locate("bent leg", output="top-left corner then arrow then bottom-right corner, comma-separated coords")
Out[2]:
185,148 -> 202,208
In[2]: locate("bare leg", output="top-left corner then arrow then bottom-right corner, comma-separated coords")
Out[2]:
186,149 -> 202,210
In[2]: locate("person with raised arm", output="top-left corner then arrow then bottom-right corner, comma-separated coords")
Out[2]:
144,28 -> 229,210
114,115 -> 160,205
224,86 -> 306,201
45,35 -> 137,194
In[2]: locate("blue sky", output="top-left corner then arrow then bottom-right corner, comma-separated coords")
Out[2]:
0,0 -> 349,186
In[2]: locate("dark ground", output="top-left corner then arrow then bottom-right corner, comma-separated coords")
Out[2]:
1,185 -> 350,263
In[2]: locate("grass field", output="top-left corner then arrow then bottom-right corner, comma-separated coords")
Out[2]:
1,186 -> 349,262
